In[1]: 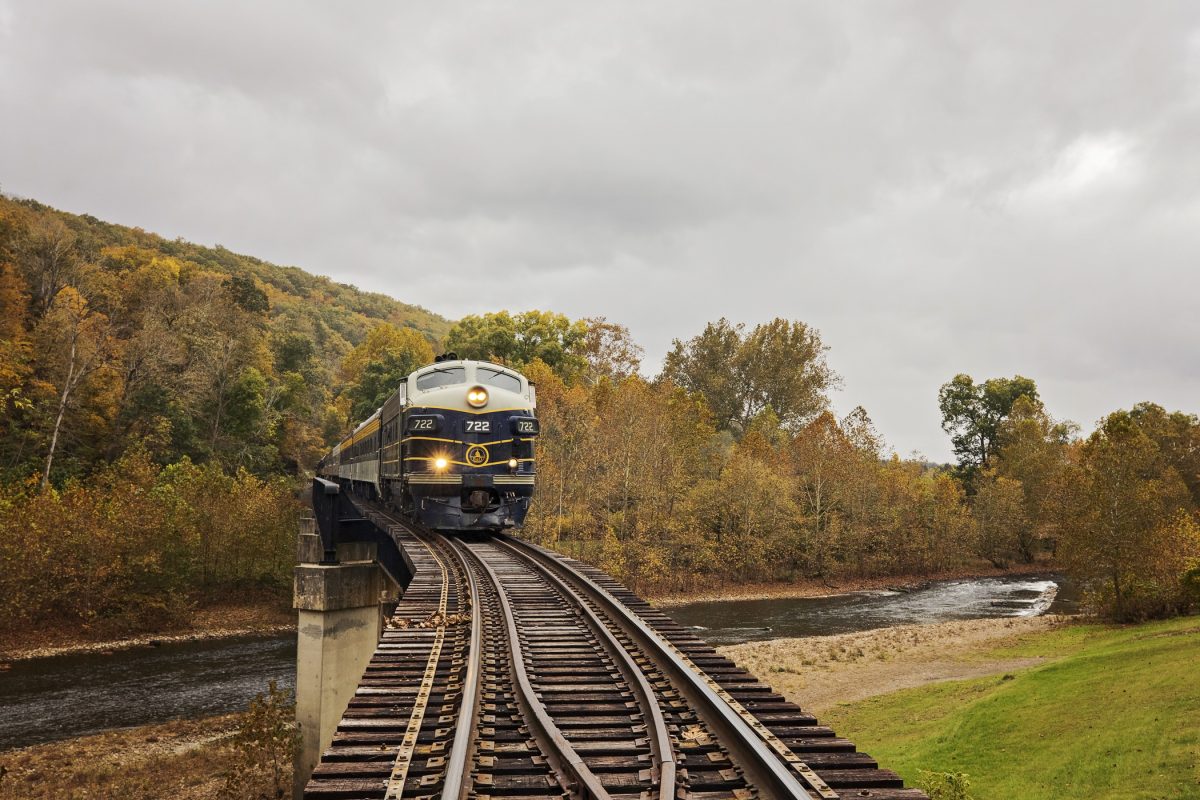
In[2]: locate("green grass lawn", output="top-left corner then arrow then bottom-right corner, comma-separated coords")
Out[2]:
822,616 -> 1200,800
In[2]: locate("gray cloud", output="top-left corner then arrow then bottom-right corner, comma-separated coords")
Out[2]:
3,0 -> 1199,459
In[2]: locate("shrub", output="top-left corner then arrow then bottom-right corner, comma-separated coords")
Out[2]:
0,451 -> 298,635
917,769 -> 973,800
221,680 -> 299,800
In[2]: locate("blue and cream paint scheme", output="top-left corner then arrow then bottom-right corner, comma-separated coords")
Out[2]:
317,357 -> 538,532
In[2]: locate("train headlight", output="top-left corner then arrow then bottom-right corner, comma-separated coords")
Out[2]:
466,386 -> 489,408
508,458 -> 518,469
434,457 -> 448,471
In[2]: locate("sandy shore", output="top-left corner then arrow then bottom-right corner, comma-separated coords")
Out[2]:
647,562 -> 1054,608
719,615 -> 1068,713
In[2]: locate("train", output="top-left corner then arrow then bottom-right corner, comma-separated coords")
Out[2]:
316,354 -> 538,531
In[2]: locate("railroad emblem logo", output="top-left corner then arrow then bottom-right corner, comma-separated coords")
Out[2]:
465,445 -> 489,466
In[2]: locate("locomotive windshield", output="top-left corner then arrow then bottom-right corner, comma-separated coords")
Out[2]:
415,366 -> 465,391
477,366 -> 521,393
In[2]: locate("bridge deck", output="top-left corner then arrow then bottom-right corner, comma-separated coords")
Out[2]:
304,515 -> 928,800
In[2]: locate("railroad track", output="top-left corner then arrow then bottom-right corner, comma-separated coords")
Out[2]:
306,508 -> 928,800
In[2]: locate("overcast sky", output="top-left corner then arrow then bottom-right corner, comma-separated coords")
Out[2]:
2,2 -> 1198,460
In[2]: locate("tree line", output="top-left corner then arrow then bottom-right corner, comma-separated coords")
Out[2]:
1,195 -> 1197,633
449,311 -> 1200,621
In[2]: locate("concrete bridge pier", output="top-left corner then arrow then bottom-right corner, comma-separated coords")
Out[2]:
292,517 -> 393,798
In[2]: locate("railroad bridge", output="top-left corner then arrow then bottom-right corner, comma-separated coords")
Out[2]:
295,481 -> 927,800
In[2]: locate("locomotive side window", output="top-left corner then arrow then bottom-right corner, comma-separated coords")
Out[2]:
478,366 -> 521,393
415,367 -> 465,391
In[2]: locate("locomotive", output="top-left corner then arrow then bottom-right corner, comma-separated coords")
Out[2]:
316,355 -> 538,531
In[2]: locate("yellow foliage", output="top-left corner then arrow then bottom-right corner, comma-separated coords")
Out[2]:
0,451 -> 299,634
338,324 -> 434,385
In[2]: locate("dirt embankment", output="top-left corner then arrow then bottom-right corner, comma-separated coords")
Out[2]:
0,715 -> 242,800
0,600 -> 295,662
647,561 -> 1053,608
719,615 -> 1067,713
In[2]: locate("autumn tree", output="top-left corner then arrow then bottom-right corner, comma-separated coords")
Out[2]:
35,286 -> 117,488
1127,402 -> 1200,506
986,396 -> 1074,561
661,318 -> 837,434
973,475 -> 1028,567
1057,409 -> 1198,620
190,275 -> 268,462
338,324 -> 435,420
683,448 -> 800,582
520,359 -> 595,543
224,272 -> 270,314
788,411 -> 874,576
0,261 -> 31,413
445,310 -> 588,381
579,316 -> 643,384
938,373 -> 1040,487
17,215 -> 78,318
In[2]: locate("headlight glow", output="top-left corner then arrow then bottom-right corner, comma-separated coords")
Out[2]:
434,457 -> 448,471
466,386 -> 489,408
508,458 -> 518,469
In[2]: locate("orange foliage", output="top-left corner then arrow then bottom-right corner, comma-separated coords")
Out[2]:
0,451 -> 298,634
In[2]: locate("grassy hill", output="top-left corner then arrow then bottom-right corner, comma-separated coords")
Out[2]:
824,616 -> 1200,799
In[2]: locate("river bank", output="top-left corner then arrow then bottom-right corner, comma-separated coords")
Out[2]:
718,614 -> 1068,713
0,714 -> 243,800
648,561 -> 1055,608
0,615 -> 1077,800
0,598 -> 294,662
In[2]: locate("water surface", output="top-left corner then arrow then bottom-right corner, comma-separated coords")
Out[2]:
665,574 -> 1072,645
1,573 -> 1072,749
0,634 -> 294,750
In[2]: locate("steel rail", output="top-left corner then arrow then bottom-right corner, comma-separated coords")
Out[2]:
457,538 -> 612,800
383,533 -> 452,799
499,535 -> 827,800
431,534 -> 482,800
486,537 -> 677,800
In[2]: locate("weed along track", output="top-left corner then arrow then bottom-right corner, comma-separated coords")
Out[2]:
304,507 -> 927,800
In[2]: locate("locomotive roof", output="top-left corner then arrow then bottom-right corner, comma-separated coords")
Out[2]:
410,358 -> 522,374
407,360 -> 535,413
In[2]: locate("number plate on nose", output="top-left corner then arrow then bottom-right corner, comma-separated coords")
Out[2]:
463,419 -> 491,434
407,415 -> 441,433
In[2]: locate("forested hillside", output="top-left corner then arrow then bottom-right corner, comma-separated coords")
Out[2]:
0,194 -> 449,637
0,194 -> 449,482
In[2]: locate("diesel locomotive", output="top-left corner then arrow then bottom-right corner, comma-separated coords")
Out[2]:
316,355 -> 538,531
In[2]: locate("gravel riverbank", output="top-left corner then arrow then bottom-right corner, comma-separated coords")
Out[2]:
719,615 -> 1068,713
0,714 -> 242,800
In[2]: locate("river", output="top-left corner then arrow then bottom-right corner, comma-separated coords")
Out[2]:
0,634 -> 296,750
665,573 -> 1074,645
0,573 -> 1072,750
